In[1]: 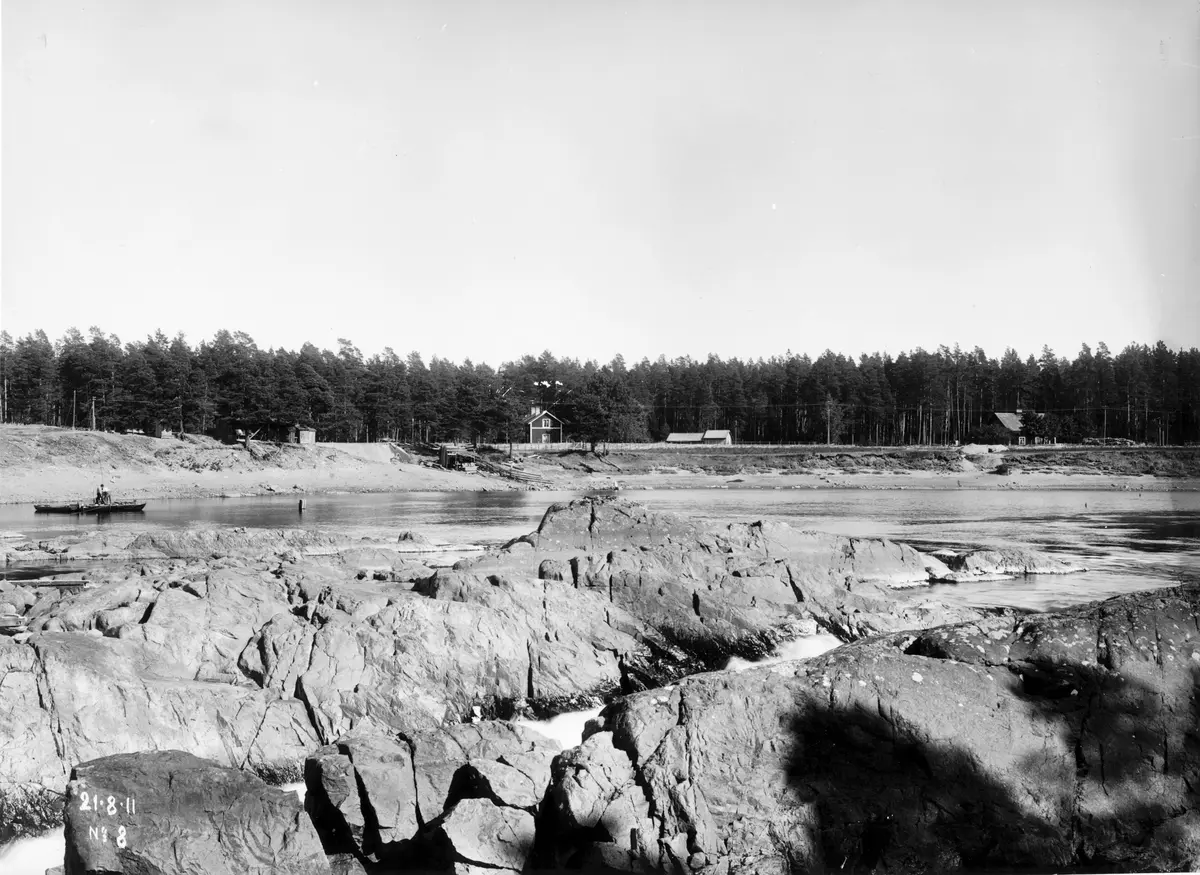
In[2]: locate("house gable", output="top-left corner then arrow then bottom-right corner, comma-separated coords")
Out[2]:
525,409 -> 564,426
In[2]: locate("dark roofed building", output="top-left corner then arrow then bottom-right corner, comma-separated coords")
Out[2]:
993,410 -> 1046,446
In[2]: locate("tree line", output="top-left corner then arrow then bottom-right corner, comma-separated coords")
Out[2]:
1,327 -> 1197,446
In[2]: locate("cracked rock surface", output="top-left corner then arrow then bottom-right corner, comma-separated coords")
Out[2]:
542,582 -> 1200,874
304,721 -> 558,872
0,497 -> 1093,859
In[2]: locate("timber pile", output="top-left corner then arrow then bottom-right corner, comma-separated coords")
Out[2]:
457,449 -> 548,484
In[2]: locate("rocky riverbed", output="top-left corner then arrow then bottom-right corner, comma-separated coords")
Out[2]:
0,497 -> 1193,873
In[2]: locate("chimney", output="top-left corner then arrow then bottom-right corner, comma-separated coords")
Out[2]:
530,405 -> 542,416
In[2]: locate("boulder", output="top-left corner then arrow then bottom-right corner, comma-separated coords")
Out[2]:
0,587 -> 35,612
25,576 -> 166,633
542,582 -> 1200,874
63,749 -> 329,874
304,746 -> 368,857
396,531 -> 435,547
304,721 -> 559,871
434,798 -> 536,870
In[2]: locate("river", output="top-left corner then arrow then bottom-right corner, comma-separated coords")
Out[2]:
3,488 -> 1197,611
1,487 -> 1197,873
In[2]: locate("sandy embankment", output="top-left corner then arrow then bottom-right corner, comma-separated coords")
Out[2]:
0,426 -> 510,505
518,443 -> 1200,493
575,468 -> 1195,492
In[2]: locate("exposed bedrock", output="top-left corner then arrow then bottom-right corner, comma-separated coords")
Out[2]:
0,498 -> 1076,844
540,582 -> 1200,874
928,546 -> 1088,582
469,497 -> 991,651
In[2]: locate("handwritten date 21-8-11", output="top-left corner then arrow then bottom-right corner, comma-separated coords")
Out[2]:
77,789 -> 136,849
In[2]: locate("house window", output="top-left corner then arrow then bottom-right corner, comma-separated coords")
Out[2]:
542,418 -> 551,428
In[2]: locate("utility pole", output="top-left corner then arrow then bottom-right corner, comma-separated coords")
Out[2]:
91,398 -> 96,431
73,391 -> 77,429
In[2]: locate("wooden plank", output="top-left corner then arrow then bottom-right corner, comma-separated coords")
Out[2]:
6,578 -> 89,588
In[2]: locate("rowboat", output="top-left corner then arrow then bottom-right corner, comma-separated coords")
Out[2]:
34,502 -> 147,514
33,502 -> 84,513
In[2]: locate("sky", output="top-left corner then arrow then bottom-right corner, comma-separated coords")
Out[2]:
2,0 -> 1197,367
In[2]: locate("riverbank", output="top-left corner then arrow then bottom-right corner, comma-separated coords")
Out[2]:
0,425 -> 512,505
517,443 -> 1200,492
3,425 -> 1197,505
542,467 -> 1197,493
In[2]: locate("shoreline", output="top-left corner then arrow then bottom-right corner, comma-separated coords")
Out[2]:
2,424 -> 1197,505
2,466 -> 1197,506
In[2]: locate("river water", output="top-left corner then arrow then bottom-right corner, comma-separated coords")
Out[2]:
1,488 -> 1197,872
3,488 -> 1197,611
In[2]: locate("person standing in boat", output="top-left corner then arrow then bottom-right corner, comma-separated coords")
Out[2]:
95,483 -> 111,505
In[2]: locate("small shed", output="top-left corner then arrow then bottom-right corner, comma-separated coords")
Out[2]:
291,425 -> 317,445
526,406 -> 564,444
701,429 -> 732,445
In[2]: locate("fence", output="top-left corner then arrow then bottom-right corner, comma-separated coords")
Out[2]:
474,441 -> 880,453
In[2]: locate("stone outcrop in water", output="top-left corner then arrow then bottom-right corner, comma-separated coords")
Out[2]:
463,498 -> 986,653
305,720 -> 557,872
540,582 -> 1200,874
63,750 -> 329,874
0,516 -> 675,840
929,547 -> 1088,582
0,498 -> 1083,846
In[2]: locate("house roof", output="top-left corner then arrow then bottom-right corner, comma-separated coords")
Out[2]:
702,429 -> 731,440
994,412 -> 1024,432
666,433 -> 704,443
525,409 -> 564,425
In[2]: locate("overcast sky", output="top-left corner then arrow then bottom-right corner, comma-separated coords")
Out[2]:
3,0 -> 1197,366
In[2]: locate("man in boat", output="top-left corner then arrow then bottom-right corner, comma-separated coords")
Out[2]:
95,483 -> 111,506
